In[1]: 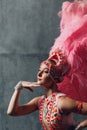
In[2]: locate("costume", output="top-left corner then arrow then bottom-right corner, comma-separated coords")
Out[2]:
38,92 -> 75,130
49,0 -> 87,102
38,0 -> 87,129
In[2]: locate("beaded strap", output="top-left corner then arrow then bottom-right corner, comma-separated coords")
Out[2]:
76,102 -> 83,113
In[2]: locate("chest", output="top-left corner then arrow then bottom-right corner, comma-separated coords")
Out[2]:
39,93 -> 63,129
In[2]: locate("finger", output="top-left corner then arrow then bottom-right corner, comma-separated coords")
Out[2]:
75,125 -> 83,130
22,81 -> 40,87
32,84 -> 41,87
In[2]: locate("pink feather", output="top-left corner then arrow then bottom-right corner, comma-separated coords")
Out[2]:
50,0 -> 87,102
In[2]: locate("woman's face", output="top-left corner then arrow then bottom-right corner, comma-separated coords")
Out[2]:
37,63 -> 54,87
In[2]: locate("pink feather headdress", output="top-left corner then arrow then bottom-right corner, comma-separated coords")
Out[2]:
49,0 -> 87,102
42,49 -> 69,83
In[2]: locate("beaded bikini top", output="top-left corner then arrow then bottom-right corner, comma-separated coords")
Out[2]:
38,93 -> 75,130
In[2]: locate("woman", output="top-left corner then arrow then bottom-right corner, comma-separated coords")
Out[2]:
7,50 -> 87,130
7,0 -> 87,129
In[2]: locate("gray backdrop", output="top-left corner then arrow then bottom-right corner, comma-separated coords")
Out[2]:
0,0 -> 87,130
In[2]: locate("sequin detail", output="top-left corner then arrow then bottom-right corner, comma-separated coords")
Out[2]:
39,93 -> 65,130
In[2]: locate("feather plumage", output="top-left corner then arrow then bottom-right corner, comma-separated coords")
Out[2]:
50,0 -> 87,102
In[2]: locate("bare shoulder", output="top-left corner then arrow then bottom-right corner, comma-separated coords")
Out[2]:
58,96 -> 77,114
58,96 -> 76,105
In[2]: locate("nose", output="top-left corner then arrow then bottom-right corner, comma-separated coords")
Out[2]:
37,71 -> 42,77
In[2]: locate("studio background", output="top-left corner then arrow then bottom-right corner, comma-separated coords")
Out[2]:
0,0 -> 87,130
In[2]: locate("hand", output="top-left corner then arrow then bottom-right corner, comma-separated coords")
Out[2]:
21,81 -> 40,92
75,125 -> 83,130
14,81 -> 40,92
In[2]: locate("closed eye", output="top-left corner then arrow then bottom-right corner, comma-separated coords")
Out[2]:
43,69 -> 49,74
38,68 -> 49,74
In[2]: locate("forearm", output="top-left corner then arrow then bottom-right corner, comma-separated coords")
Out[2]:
7,89 -> 21,116
7,81 -> 40,116
75,119 -> 87,130
79,119 -> 87,129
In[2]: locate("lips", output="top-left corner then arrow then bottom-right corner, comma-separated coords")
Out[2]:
37,77 -> 42,81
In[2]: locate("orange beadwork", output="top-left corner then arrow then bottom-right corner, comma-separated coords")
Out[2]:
39,93 -> 64,130
41,49 -> 69,83
48,49 -> 67,68
76,102 -> 83,113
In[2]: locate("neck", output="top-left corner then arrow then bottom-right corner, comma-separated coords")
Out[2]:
45,83 -> 59,97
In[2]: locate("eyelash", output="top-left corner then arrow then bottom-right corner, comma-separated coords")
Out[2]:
44,70 -> 49,73
38,69 -> 49,73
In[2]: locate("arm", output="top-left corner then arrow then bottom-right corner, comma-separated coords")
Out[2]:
59,97 -> 87,115
7,81 -> 40,116
75,120 -> 87,130
58,97 -> 87,129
